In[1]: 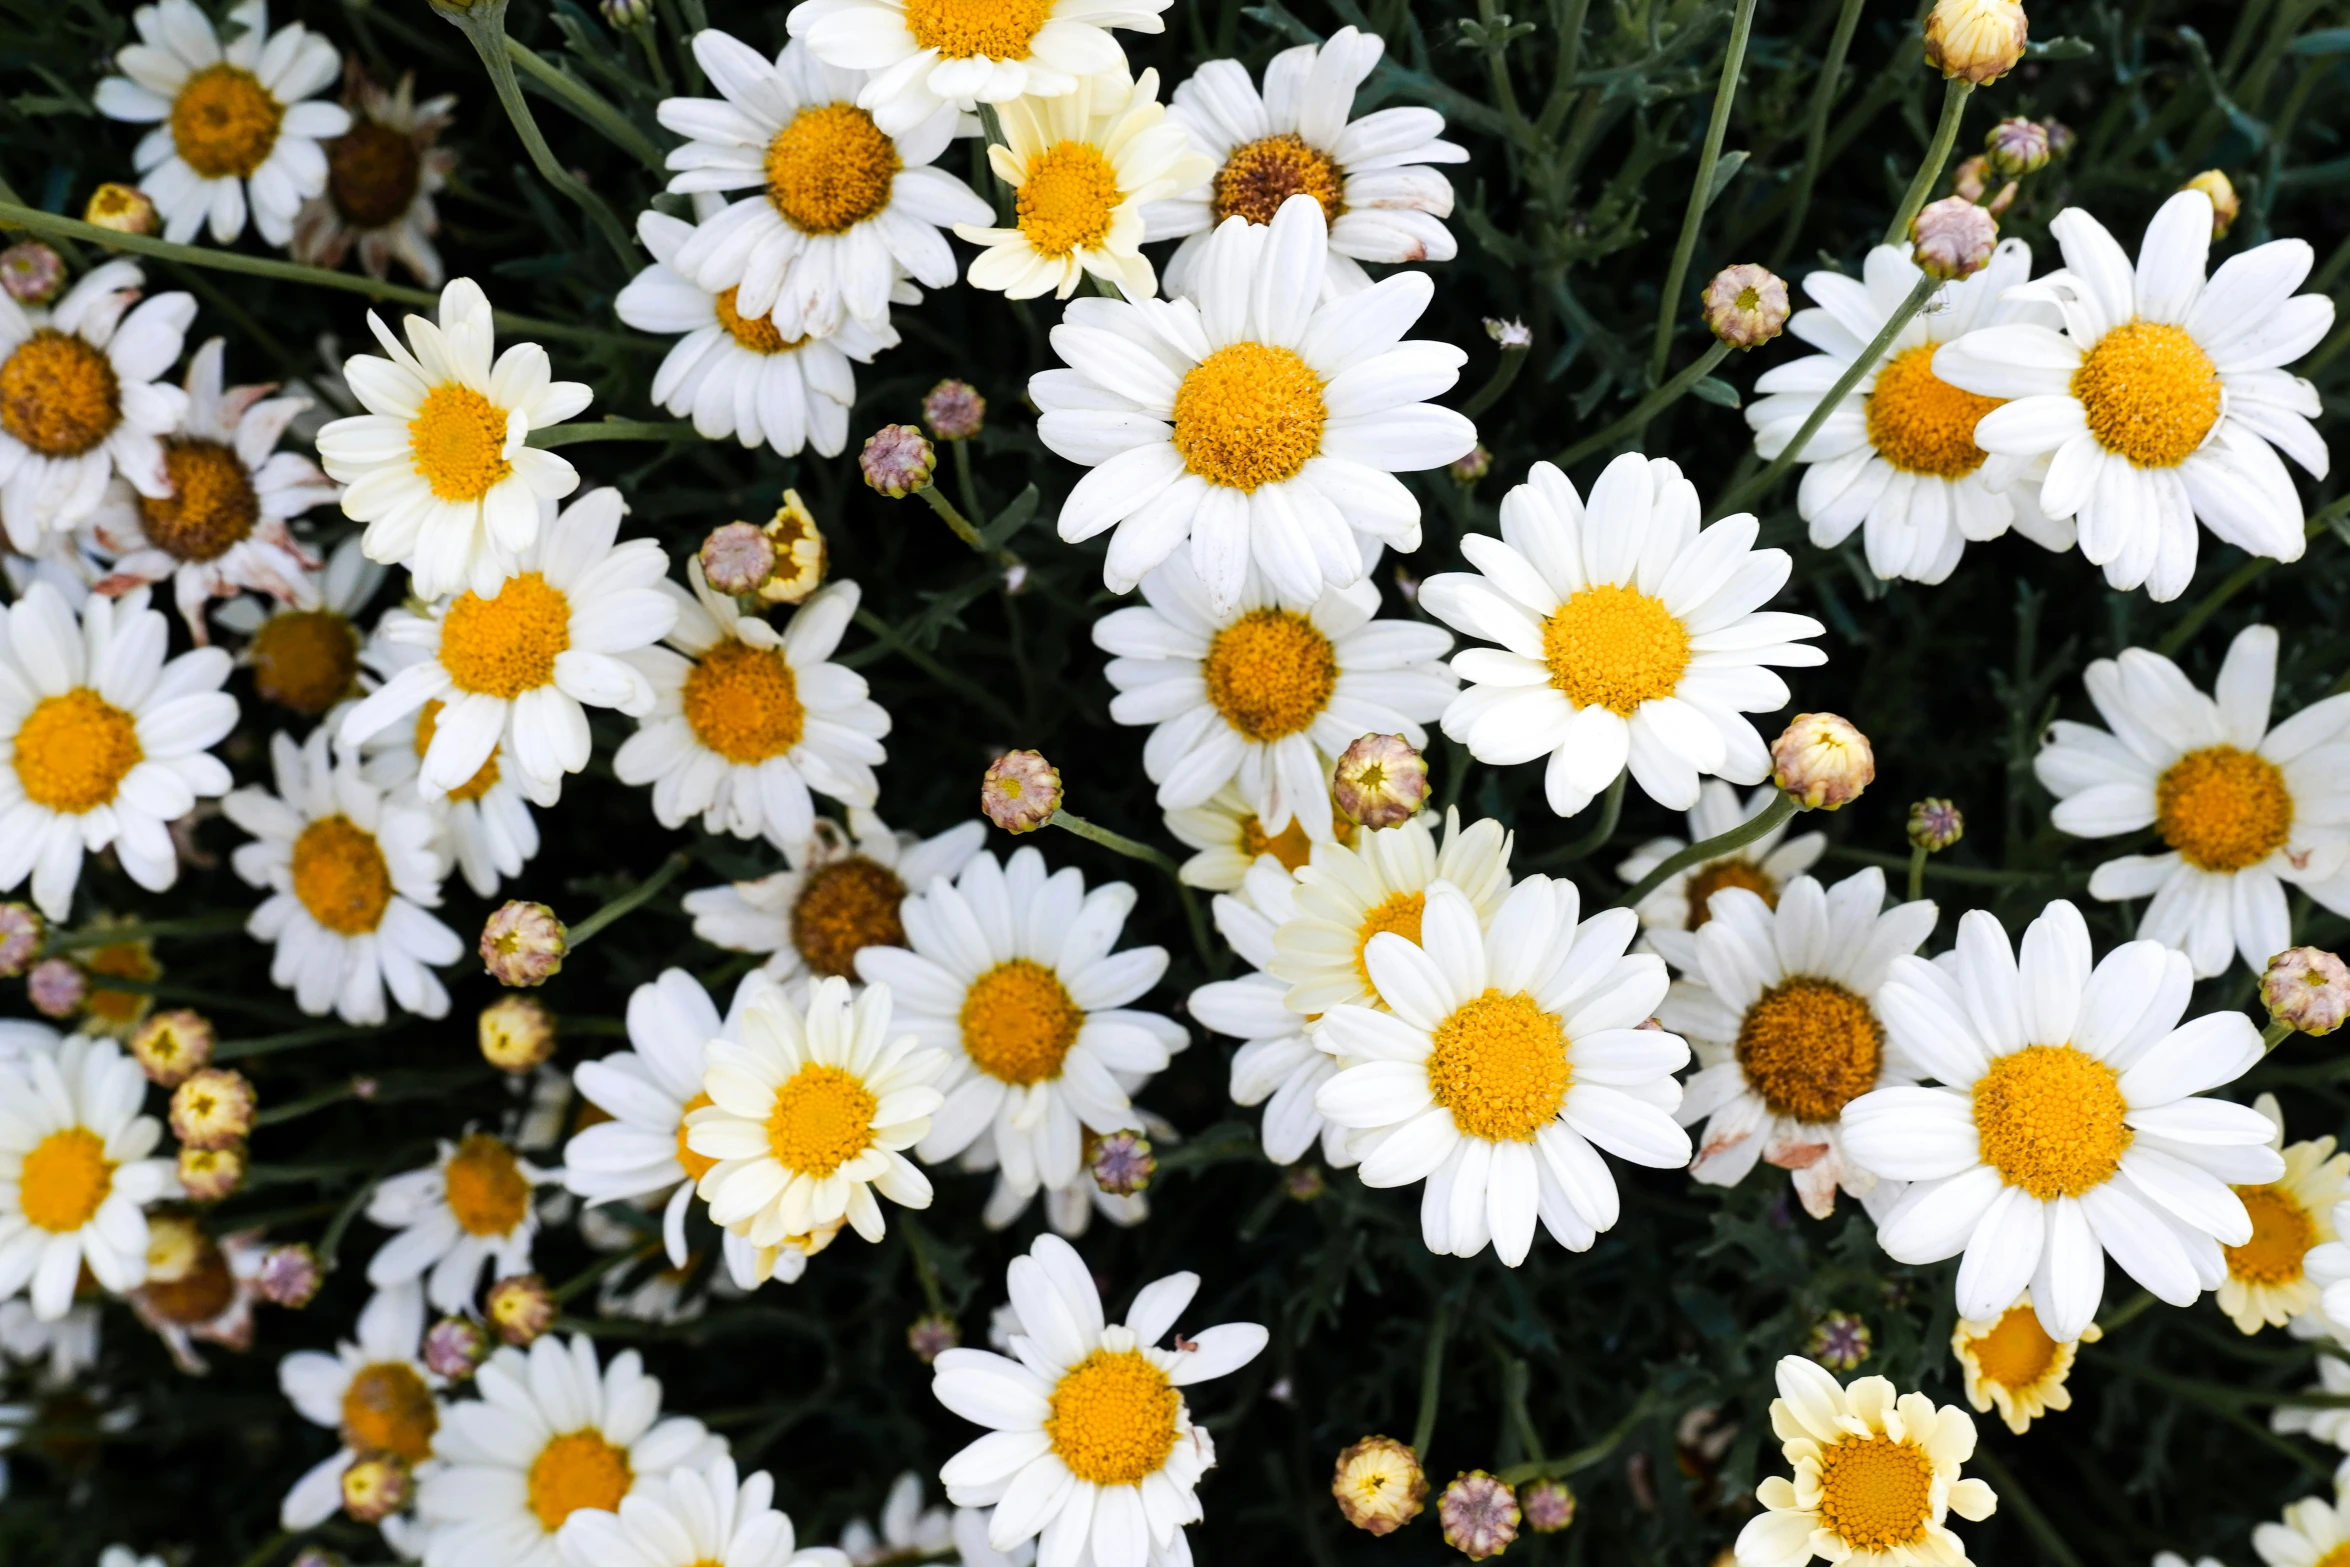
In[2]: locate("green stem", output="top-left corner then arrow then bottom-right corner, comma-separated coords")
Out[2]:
2155,510 -> 2340,657
901,1215 -> 949,1315
1502,1358 -> 1545,1465
1771,0 -> 1867,267
1498,1385 -> 1666,1486
214,1024 -> 383,1062
919,482 -> 988,551
2265,1017 -> 2298,1052
1533,770 -> 1626,869
452,6 -> 639,268
1649,0 -> 1758,381
554,1238 -> 662,1305
1618,793 -> 1801,910
1824,845 -> 2057,885
2098,1290 -> 2157,1332
569,853 -> 691,946
231,1529 -> 293,1567
1907,843 -> 1928,905
44,912 -> 248,951
951,440 -> 986,529
632,21 -> 672,94
1049,810 -> 1218,977
1458,342 -> 1528,421
1883,78 -> 1974,247
1410,1297 -> 1450,1464
1557,340 -> 1733,467
505,34 -> 667,172
527,419 -> 697,448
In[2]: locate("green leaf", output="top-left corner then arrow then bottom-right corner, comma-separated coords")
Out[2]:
981,484 -> 1041,551
2025,36 -> 2097,60
1703,150 -> 1749,212
1689,376 -> 1741,409
2288,28 -> 2350,55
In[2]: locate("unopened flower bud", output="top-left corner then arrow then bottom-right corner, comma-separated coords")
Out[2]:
922,379 -> 987,440
1907,799 -> 1964,852
1985,117 -> 2051,175
257,1243 -> 324,1308
2183,171 -> 2240,239
1701,263 -> 1790,350
1923,0 -> 2028,85
600,0 -> 654,25
341,1454 -> 412,1523
758,491 -> 828,605
485,1273 -> 557,1345
482,902 -> 566,987
423,1314 -> 492,1380
27,958 -> 84,1018
2043,118 -> 2076,159
1089,1130 -> 1155,1196
0,903 -> 41,978
982,749 -> 1061,833
1910,196 -> 1999,281
178,1143 -> 247,1202
1522,1478 -> 1577,1533
1439,1471 -> 1520,1560
1807,1309 -> 1874,1370
1484,317 -> 1532,350
85,182 -> 159,236
171,1067 -> 257,1149
131,1008 -> 214,1086
1773,713 -> 1875,811
0,243 -> 63,307
907,1312 -> 961,1363
479,995 -> 557,1074
1448,444 -> 1492,484
1332,1435 -> 1426,1536
1286,1165 -> 1326,1202
699,521 -> 776,596
1952,154 -> 1992,203
1333,734 -> 1429,831
2263,948 -> 2350,1038
860,424 -> 936,497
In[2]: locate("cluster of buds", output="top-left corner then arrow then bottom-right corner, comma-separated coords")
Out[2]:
485,1273 -> 557,1345
698,489 -> 828,606
131,1009 -> 216,1086
2263,948 -> 2350,1041
1334,734 -> 1429,830
482,901 -> 567,987
479,995 -> 557,1074
1702,263 -> 1791,349
981,749 -> 1062,833
1772,713 -> 1875,811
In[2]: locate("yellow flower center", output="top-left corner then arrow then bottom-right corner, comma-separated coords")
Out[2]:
682,640 -> 806,764
407,383 -> 514,504
14,688 -> 143,814
443,1131 -> 531,1237
341,1361 -> 438,1464
1866,344 -> 2003,478
764,1062 -> 879,1176
713,287 -> 804,355
1352,890 -> 1426,992
960,958 -> 1084,1085
1241,812 -> 1334,872
1734,978 -> 1885,1124
2225,1183 -> 2315,1285
1542,583 -> 1690,715
791,857 -> 908,978
1212,132 -> 1344,227
1016,140 -> 1122,258
251,610 -> 361,716
139,437 -> 258,562
414,699 -> 501,804
1814,1434 -> 1935,1552
902,0 -> 1052,59
1425,990 -> 1572,1143
1966,1304 -> 2060,1390
1681,859 -> 1776,930
2317,1546 -> 2350,1567
2070,319 -> 2222,468
290,815 -> 394,935
169,63 -> 284,180
1046,1348 -> 1181,1486
526,1430 -> 633,1533
765,103 -> 901,235
1171,342 -> 1327,492
1,330 -> 121,458
18,1126 -> 113,1234
1202,609 -> 1338,741
2155,745 -> 2293,873
675,1090 -> 719,1183
328,118 -> 421,229
1971,1044 -> 2131,1200
82,939 -> 158,1030
440,571 -> 570,698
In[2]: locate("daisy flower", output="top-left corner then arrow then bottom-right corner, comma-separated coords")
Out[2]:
1150,27 -> 1467,297
276,1281 -> 442,1530
1951,1289 -> 2099,1436
1735,1355 -> 1996,1567
366,1131 -> 562,1311
681,812 -> 987,987
1745,240 -> 2074,585
789,0 -> 1173,136
223,727 -> 459,1024
291,66 -> 460,287
1096,550 -> 1453,844
654,33 -> 988,339
1421,452 -> 1826,817
2213,1093 -> 2348,1334
1165,781 -> 1355,890
1656,867 -> 1936,1220
88,337 -> 335,639
2035,624 -> 2350,978
855,848 -> 1187,1205
338,488 -> 674,800
1035,193 -> 1475,610
355,647 -> 556,900
838,1472 -> 952,1565
1616,780 -> 1828,932
126,1215 -> 267,1373
315,278 -> 593,600
2256,1495 -> 2350,1567
218,533 -> 389,716
2271,1356 -> 2350,1483
554,1454 -> 846,1567
957,68 -> 1211,300
0,1035 -> 174,1321
0,1297 -> 101,1384
932,1233 -> 1267,1566
1933,188 -> 2334,601
614,571 -> 886,851
94,0 -> 349,248
1841,900 -> 2282,1344
0,260 -> 194,544
0,582 -> 236,921
618,211 -> 901,458
415,1333 -> 726,1567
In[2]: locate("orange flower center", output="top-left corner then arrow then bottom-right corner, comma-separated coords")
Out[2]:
1,330 -> 121,458
170,64 -> 284,180
1212,133 -> 1344,226
960,958 -> 1084,1085
139,437 -> 259,562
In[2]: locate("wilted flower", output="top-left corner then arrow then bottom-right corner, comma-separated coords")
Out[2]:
981,749 -> 1061,833
170,1068 -> 257,1150
27,959 -> 85,1018
1332,1435 -> 1426,1536
1911,195 -> 1999,280
1440,1471 -> 1520,1560
340,1454 -> 411,1523
1985,118 -> 2051,175
698,521 -> 775,596
1908,798 -> 1965,851
0,242 -> 63,306
2263,948 -> 2350,1038
178,1143 -> 247,1202
1484,317 -> 1533,350
423,1314 -> 492,1380
478,995 -> 556,1074
1807,1310 -> 1874,1371
1703,263 -> 1790,349
860,424 -> 936,497
1089,1130 -> 1155,1196
2183,170 -> 2240,238
1522,1478 -> 1577,1534
131,1009 -> 215,1086
481,902 -> 566,987
1333,734 -> 1430,830
1924,0 -> 2028,84
922,379 -> 987,441
85,182 -> 158,235
256,1244 -> 323,1308
1772,714 -> 1875,810
907,1313 -> 960,1363
484,1273 -> 556,1345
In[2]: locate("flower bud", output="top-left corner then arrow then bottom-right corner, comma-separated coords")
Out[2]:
481,901 -> 566,987
0,243 -> 64,307
423,1314 -> 493,1380
257,1244 -> 324,1308
131,1008 -> 215,1086
1333,734 -> 1429,831
1807,1309 -> 1874,1370
1449,444 -> 1493,484
2182,170 -> 2239,239
2262,948 -> 2350,1038
1285,1165 -> 1326,1202
27,958 -> 84,1018
1923,0 -> 2028,85
699,521 -> 776,596
170,1067 -> 257,1150
757,490 -> 828,605
922,379 -> 988,441
1984,117 -> 2051,175
1439,1471 -> 1520,1560
1484,317 -> 1532,350
1332,1435 -> 1426,1536
479,994 -> 557,1074
485,1272 -> 557,1346
1089,1129 -> 1155,1197
1951,154 -> 1991,203
1772,713 -> 1875,811
341,1454 -> 412,1523
178,1143 -> 247,1202
85,182 -> 159,236
2043,118 -> 2076,159
1907,798 -> 1964,852
600,0 -> 654,25
1910,196 -> 1999,281
1702,263 -> 1790,349
907,1312 -> 961,1363
1522,1478 -> 1577,1533
860,424 -> 936,497
982,749 -> 1061,833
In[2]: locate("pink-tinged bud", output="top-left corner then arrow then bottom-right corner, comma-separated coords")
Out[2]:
1332,1435 -> 1426,1535
178,1143 -> 247,1202
1333,734 -> 1429,831
423,1314 -> 493,1380
2182,171 -> 2240,239
0,902 -> 41,977
479,994 -> 557,1074
1439,1471 -> 1520,1560
860,424 -> 936,497
907,1312 -> 961,1363
1772,713 -> 1875,810
1952,154 -> 1992,203
1521,1478 -> 1578,1533
1483,318 -> 1532,350
982,749 -> 1061,833
340,1455 -> 412,1523
85,182 -> 159,236
485,1273 -> 557,1345
699,521 -> 776,596
1908,798 -> 1965,852
2043,118 -> 2076,159
1923,0 -> 2028,84
1910,196 -> 1999,281
170,1067 -> 257,1149
1702,263 -> 1790,349
26,958 -> 85,1018
257,1244 -> 324,1308
1285,1165 -> 1326,1202
481,901 -> 566,987
922,379 -> 988,441
131,1008 -> 214,1086
1089,1129 -> 1155,1196
1984,118 -> 2051,175
1807,1309 -> 1874,1370
0,243 -> 65,306
2263,948 -> 2350,1037
1449,444 -> 1493,484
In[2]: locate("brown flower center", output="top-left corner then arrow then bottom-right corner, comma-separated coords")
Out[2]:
1212,133 -> 1345,226
139,438 -> 259,562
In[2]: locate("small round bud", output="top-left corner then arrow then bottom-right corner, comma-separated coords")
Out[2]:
922,379 -> 987,441
485,1273 -> 557,1346
907,1312 -> 961,1363
479,995 -> 557,1074
1984,117 -> 2051,175
1285,1165 -> 1326,1202
1923,0 -> 2028,85
1702,263 -> 1790,349
982,749 -> 1061,833
1449,444 -> 1493,484
131,1009 -> 215,1086
178,1143 -> 247,1202
2043,118 -> 2076,160
0,243 -> 64,307
1483,317 -> 1533,350
27,958 -> 84,1018
257,1244 -> 324,1308
2182,171 -> 2239,239
341,1454 -> 412,1523
85,182 -> 159,236
423,1314 -> 493,1380
0,903 -> 42,979
1089,1130 -> 1155,1197
1522,1478 -> 1576,1533
1951,154 -> 1992,204
860,424 -> 936,497
170,1067 -> 257,1149
1333,734 -> 1429,831
481,902 -> 566,987
2262,948 -> 2350,1038
1772,713 -> 1876,811
1910,196 -> 1999,281
757,491 -> 828,605
1331,1435 -> 1426,1536
1806,1309 -> 1874,1371
600,0 -> 654,25
1439,1471 -> 1521,1560
699,521 -> 776,596
1907,799 -> 1965,852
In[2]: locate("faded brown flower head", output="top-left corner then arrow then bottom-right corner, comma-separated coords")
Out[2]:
1985,117 -> 2051,175
1924,0 -> 2028,84
922,379 -> 987,440
131,1009 -> 216,1086
485,1273 -> 557,1345
1908,798 -> 1965,852
481,902 -> 567,987
1521,1478 -> 1577,1534
2263,948 -> 2350,1037
1772,713 -> 1875,810
860,424 -> 937,497
982,749 -> 1062,833
479,994 -> 557,1074
2182,171 -> 2240,239
85,182 -> 159,235
1332,1435 -> 1426,1535
1439,1471 -> 1520,1560
1334,734 -> 1430,831
1484,317 -> 1532,350
178,1143 -> 248,1202
1702,264 -> 1790,349
0,243 -> 64,306
699,521 -> 776,596
1911,196 -> 1999,281
171,1067 -> 258,1150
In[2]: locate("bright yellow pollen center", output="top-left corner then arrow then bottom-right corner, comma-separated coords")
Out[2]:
1202,610 -> 1338,741
765,103 -> 901,235
1735,978 -> 1885,1124
1017,140 -> 1122,258
1172,342 -> 1327,491
1426,990 -> 1571,1143
140,438 -> 259,561
13,688 -> 143,814
169,64 -> 283,179
1967,1304 -> 2059,1390
341,1362 -> 438,1463
408,383 -> 514,503
2155,745 -> 2293,872
1866,344 -> 2003,478
443,1132 -> 531,1238
683,640 -> 806,764
18,1127 -> 112,1234
764,1063 -> 879,1176
1242,812 -> 1340,872
440,571 -> 570,698
1,330 -> 121,458
526,1430 -> 633,1533
902,0 -> 1052,59
1213,133 -> 1344,227
1541,584 -> 1690,715
1815,1435 -> 1935,1551
290,816 -> 393,935
251,610 -> 361,715
791,857 -> 908,978
2225,1183 -> 2315,1285
1351,890 -> 1426,992
675,1091 -> 719,1183
2317,1545 -> 2350,1567
960,958 -> 1084,1085
1683,859 -> 1776,929
2071,319 -> 2222,468
415,699 -> 501,804
1972,1044 -> 2131,1200
1046,1348 -> 1181,1485
714,287 -> 804,355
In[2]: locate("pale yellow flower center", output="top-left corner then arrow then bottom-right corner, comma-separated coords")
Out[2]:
1971,1044 -> 2130,1200
1172,342 -> 1327,492
1203,609 -> 1337,741
960,958 -> 1084,1085
2155,745 -> 2292,872
1541,583 -> 1690,715
1047,1348 -> 1180,1485
2071,319 -> 2222,468
1425,990 -> 1571,1143
14,688 -> 143,814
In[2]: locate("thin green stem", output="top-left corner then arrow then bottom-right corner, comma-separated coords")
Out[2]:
214,1024 -> 382,1063
1410,1297 -> 1451,1464
1883,78 -> 1974,247
570,853 -> 691,946
2265,1017 -> 2298,1052
554,1238 -> 662,1305
1907,844 -> 1929,905
1049,811 -> 1218,978
1472,0 -> 1531,138
45,912 -> 248,951
527,419 -> 697,448
2156,510 -> 2340,656
1535,0 -> 1593,138
851,609 -> 1021,730
1649,0 -> 1758,380
505,34 -> 667,171
1618,793 -> 1801,910
1557,340 -> 1733,467
951,441 -> 986,529
632,22 -> 673,94
901,1215 -> 949,1316
232,1529 -> 294,1567
1499,1386 -> 1667,1486
1534,771 -> 1626,869
1771,0 -> 1867,267
1459,343 -> 1528,421
919,483 -> 988,551
1824,845 -> 2058,885
2098,1290 -> 2158,1332
454,8 -> 639,268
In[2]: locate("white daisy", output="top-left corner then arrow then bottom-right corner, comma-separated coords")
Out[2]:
1164,781 -> 1359,890
1745,240 -> 2074,585
1314,877 -> 1692,1263
1149,28 -> 1467,298
556,1453 -> 850,1567
932,1233 -> 1267,1567
0,1035 -> 174,1321
223,726 -> 460,1024
1035,193 -> 1476,610
855,848 -> 1188,1206
838,1472 -> 952,1565
1654,867 -> 1936,1219
0,1297 -> 101,1384
1421,452 -> 1827,817
93,0 -> 350,248
614,571 -> 887,850
1615,780 -> 1828,933
0,260 -> 194,544
216,531 -> 389,717
276,1282 -> 442,1530
366,1130 -> 563,1312
415,1333 -> 726,1567
655,33 -> 987,338
2255,1495 -> 2350,1567
1933,187 -> 2334,601
290,68 -> 460,288
968,1113 -> 1172,1240
2271,1355 -> 2350,1484
1841,899 -> 2283,1344
0,582 -> 237,921
315,277 -> 593,600
2212,1094 -> 2348,1335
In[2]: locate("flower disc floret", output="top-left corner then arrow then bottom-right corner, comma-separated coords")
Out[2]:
14,689 -> 143,813
673,1090 -> 719,1182
1867,345 -> 2002,478
1203,610 -> 1338,741
328,120 -> 422,228
169,64 -> 284,179
443,1132 -> 531,1236
1,330 -> 121,457
765,104 -> 902,235
764,1062 -> 880,1175
1016,140 -> 1122,257
141,437 -> 259,561
408,383 -> 515,503
19,1126 -> 113,1233
713,288 -> 802,355
791,858 -> 907,978
1966,1305 -> 2058,1392
1046,1348 -> 1181,1485
251,611 -> 360,714
1213,133 -> 1344,226
1352,890 -> 1427,989
342,1362 -> 437,1463
902,0 -> 1052,59
1815,1435 -> 1936,1551
1541,584 -> 1690,716
1970,1044 -> 2131,1200
2070,320 -> 2222,468
440,572 -> 571,698
681,641 -> 805,763
959,958 -> 1084,1085
1680,860 -> 1776,929
413,701 -> 501,804
2227,1185 -> 2315,1285
290,817 -> 393,935
2155,745 -> 2292,872
1735,979 -> 1884,1124
1425,990 -> 1570,1143
526,1430 -> 632,1531
1171,343 -> 1327,492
